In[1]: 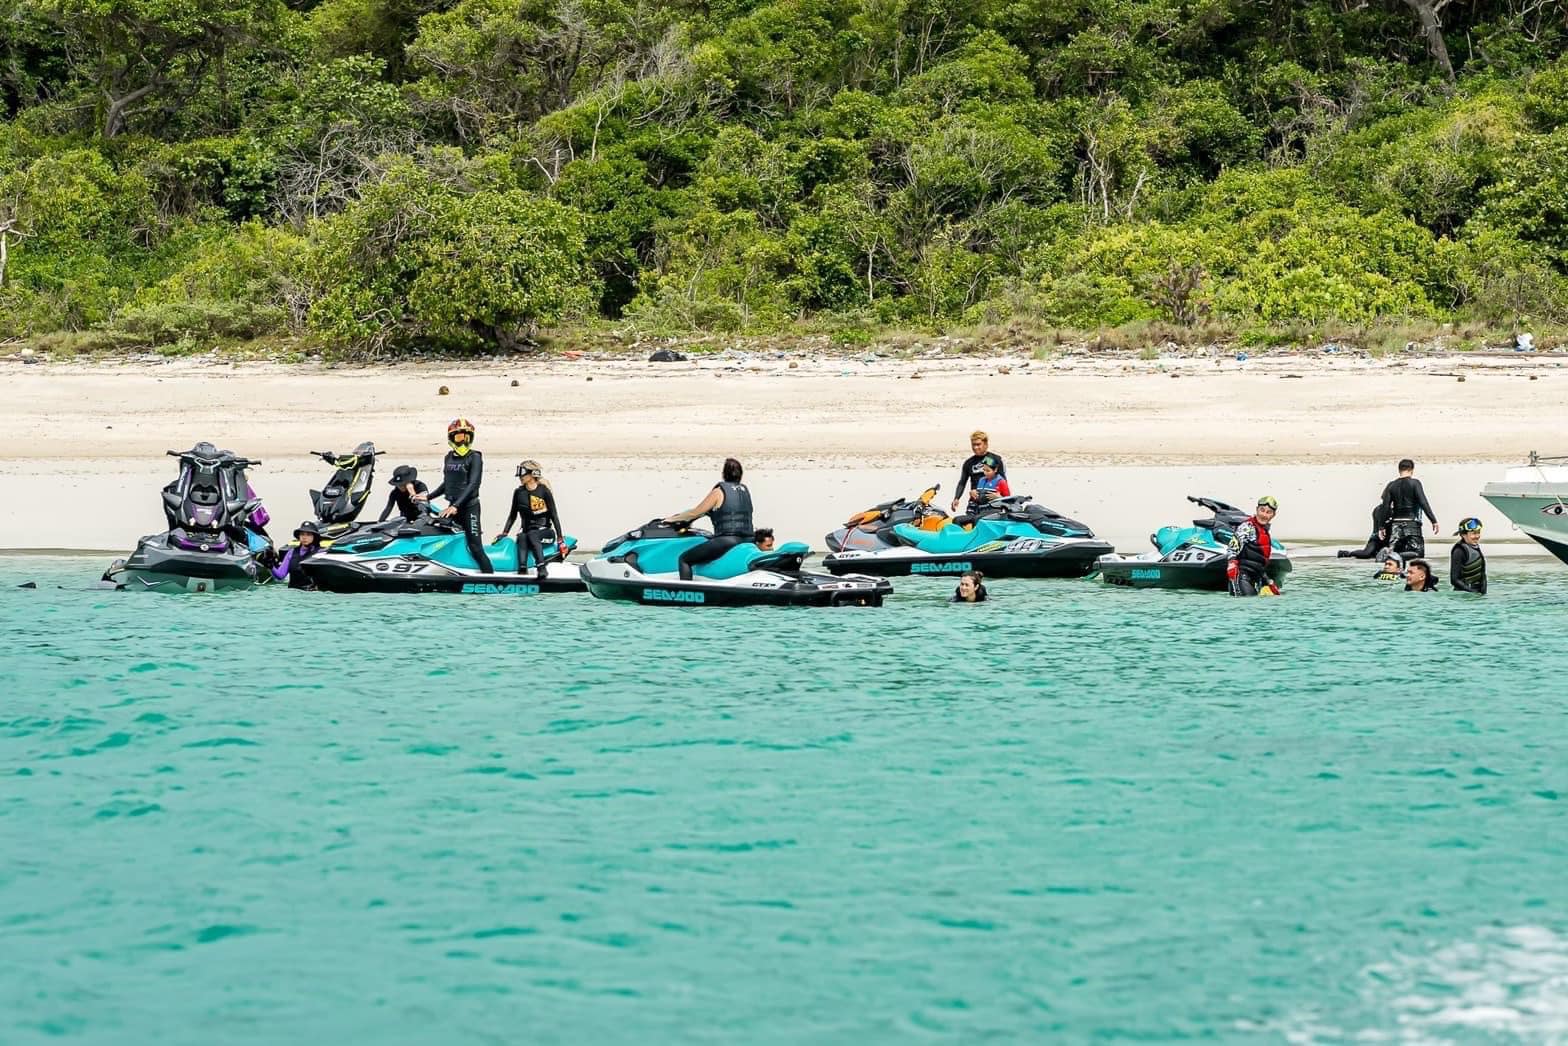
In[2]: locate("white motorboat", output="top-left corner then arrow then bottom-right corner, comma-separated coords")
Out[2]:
1481,453 -> 1568,565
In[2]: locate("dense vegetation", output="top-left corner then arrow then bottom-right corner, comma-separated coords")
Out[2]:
1,0 -> 1566,355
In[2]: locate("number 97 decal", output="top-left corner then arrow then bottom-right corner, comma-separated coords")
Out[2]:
372,561 -> 427,573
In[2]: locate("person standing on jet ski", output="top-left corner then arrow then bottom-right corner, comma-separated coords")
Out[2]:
1449,517 -> 1488,593
270,521 -> 324,589
665,458 -> 754,581
378,465 -> 428,523
419,418 -> 493,573
1226,495 -> 1282,597
495,460 -> 564,579
951,431 -> 1007,513
1380,459 -> 1439,559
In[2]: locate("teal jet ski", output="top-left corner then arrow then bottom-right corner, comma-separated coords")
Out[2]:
822,494 -> 1111,578
1097,496 -> 1292,590
582,520 -> 891,607
300,515 -> 584,594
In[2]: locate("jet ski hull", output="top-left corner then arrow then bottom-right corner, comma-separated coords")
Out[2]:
582,559 -> 891,606
1099,555 -> 1292,590
120,532 -> 260,593
821,539 -> 1112,578
302,556 -> 586,595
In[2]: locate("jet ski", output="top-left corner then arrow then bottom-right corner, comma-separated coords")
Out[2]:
299,514 -> 585,594
824,484 -> 949,552
1096,496 -> 1293,590
821,492 -> 1112,578
309,442 -> 383,539
115,443 -> 273,593
582,520 -> 892,606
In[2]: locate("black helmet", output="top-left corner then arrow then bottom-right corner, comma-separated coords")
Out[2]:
389,465 -> 418,486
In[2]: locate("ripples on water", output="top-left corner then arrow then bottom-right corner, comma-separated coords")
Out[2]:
1,556 -> 1564,1044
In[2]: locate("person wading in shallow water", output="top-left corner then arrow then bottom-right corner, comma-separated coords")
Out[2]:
1404,558 -> 1439,592
1449,517 -> 1488,593
1226,496 -> 1282,597
951,570 -> 988,603
1380,459 -> 1439,559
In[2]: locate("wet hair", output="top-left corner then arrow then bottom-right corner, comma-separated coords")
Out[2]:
1407,558 -> 1431,577
1398,458 -> 1415,472
954,570 -> 988,602
752,527 -> 774,545
722,458 -> 743,483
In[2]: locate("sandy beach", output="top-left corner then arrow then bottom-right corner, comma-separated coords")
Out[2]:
1,351 -> 1562,554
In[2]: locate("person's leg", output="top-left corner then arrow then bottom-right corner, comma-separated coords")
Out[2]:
522,528 -> 550,578
677,536 -> 743,580
461,504 -> 494,573
1228,572 -> 1260,597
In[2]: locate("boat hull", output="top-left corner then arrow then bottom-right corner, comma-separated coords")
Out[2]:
582,560 -> 891,607
301,557 -> 587,594
1480,487 -> 1568,566
821,539 -> 1112,579
1099,555 -> 1293,591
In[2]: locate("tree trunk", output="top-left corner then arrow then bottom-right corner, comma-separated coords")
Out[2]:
1401,0 -> 1457,84
103,80 -> 160,138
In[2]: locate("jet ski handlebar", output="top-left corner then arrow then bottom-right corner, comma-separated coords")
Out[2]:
166,448 -> 261,467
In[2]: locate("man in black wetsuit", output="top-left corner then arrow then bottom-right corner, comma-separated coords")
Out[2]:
666,458 -> 754,580
420,418 -> 493,573
378,465 -> 428,523
1449,517 -> 1488,593
495,460 -> 564,579
950,431 -> 1007,513
1380,459 -> 1438,559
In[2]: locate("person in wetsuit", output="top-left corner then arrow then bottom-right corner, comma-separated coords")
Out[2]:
954,456 -> 1011,526
420,418 -> 493,573
951,431 -> 1007,513
1449,517 -> 1488,593
665,458 -> 754,581
1404,558 -> 1438,591
270,521 -> 324,589
1374,551 -> 1405,581
1226,495 -> 1281,597
378,465 -> 429,523
495,460 -> 564,579
1380,459 -> 1438,559
1338,501 -> 1393,559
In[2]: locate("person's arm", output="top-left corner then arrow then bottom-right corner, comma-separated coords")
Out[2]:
378,490 -> 397,522
1225,523 -> 1251,580
427,480 -> 445,500
270,548 -> 295,581
542,486 -> 564,537
1379,481 -> 1395,520
1416,480 -> 1438,528
498,489 -> 521,537
666,486 -> 723,524
951,457 -> 973,510
996,477 -> 1011,497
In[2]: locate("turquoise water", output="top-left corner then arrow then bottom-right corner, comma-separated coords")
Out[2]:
2,555 -> 1565,1044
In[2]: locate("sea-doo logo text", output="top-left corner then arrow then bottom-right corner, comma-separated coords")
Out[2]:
1130,568 -> 1162,580
460,583 -> 541,595
910,561 -> 969,574
643,588 -> 705,603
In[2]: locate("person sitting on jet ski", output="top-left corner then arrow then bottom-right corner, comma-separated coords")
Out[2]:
954,457 -> 1010,526
271,521 -> 324,589
417,418 -> 493,574
1226,495 -> 1281,597
664,458 -> 754,581
951,431 -> 1007,513
495,460 -> 564,579
952,570 -> 988,603
379,465 -> 429,523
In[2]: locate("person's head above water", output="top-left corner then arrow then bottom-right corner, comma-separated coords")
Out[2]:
722,458 -> 743,483
1455,517 -> 1483,544
954,570 -> 987,603
293,520 -> 321,546
1398,458 -> 1415,475
1382,551 -> 1405,573
1406,559 -> 1433,589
